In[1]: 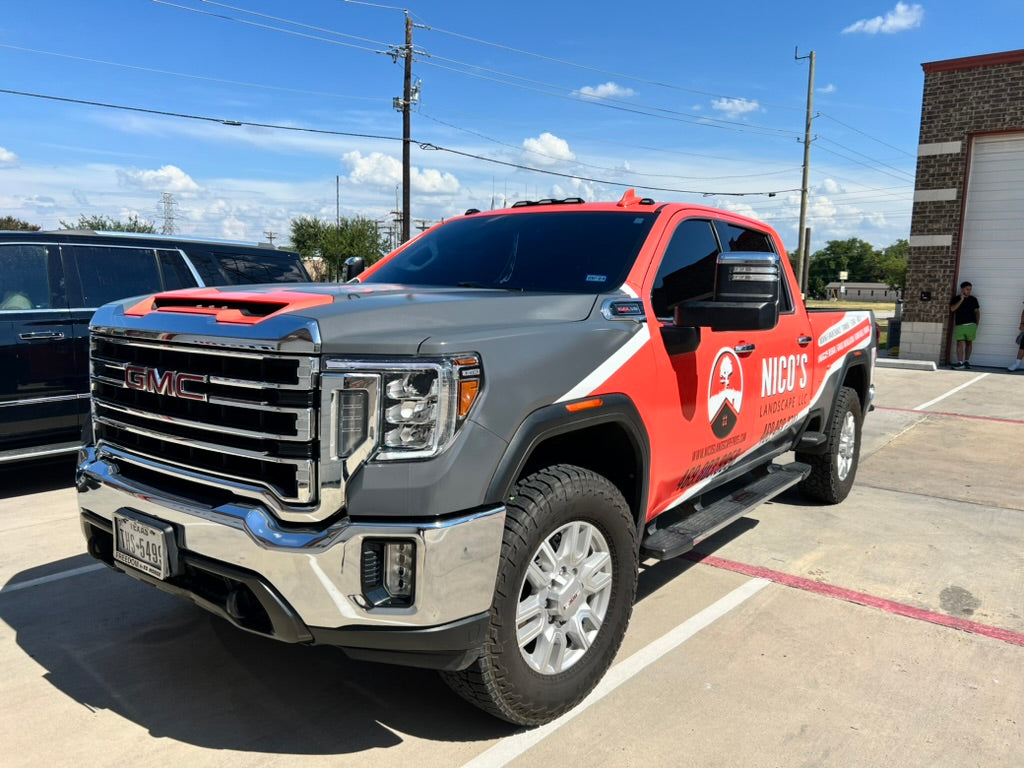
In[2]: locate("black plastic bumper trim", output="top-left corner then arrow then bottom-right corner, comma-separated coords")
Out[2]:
310,612 -> 490,671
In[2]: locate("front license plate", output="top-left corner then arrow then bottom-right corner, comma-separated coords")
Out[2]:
113,512 -> 171,580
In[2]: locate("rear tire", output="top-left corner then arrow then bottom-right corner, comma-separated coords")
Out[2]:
798,386 -> 861,504
441,464 -> 637,726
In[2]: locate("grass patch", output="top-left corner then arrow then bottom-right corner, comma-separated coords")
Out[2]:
806,299 -> 897,313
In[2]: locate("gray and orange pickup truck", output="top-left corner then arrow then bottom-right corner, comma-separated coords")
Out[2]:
77,191 -> 874,725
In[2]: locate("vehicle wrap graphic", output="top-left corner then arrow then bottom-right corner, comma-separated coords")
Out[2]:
708,348 -> 743,438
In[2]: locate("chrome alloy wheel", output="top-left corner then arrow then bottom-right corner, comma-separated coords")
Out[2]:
516,521 -> 614,675
837,410 -> 857,481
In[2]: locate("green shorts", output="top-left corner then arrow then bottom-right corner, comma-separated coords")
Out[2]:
954,323 -> 978,342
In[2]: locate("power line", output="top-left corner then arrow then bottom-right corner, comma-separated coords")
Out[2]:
816,136 -> 914,180
0,87 -> 800,197
416,58 -> 801,140
417,19 -> 804,112
151,0 -> 382,53
817,112 -> 915,158
417,110 -> 803,181
157,0 -> 802,140
0,43 -> 387,103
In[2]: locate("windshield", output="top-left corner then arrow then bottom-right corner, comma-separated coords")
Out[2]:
363,211 -> 657,293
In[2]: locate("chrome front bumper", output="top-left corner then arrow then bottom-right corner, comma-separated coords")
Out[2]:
77,447 -> 505,635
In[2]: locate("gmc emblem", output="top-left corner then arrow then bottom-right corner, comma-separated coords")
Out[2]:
124,365 -> 207,402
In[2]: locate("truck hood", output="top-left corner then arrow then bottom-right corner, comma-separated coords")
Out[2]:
301,284 -> 599,354
97,283 -> 603,355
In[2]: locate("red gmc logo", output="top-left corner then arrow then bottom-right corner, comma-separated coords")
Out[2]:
124,365 -> 207,401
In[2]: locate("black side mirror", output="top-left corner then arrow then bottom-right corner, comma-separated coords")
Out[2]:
674,252 -> 781,333
342,256 -> 365,282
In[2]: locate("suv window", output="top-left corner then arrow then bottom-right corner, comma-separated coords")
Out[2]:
158,249 -> 198,290
365,211 -> 657,293
71,245 -> 162,307
210,251 -> 309,285
0,244 -> 54,311
651,219 -> 719,318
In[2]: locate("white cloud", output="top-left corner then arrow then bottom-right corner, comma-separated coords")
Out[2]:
711,97 -> 761,119
818,83 -> 837,94
0,146 -> 19,167
522,132 -> 576,165
117,164 -> 200,193
221,213 -> 247,240
843,2 -> 924,34
574,81 -> 635,100
342,151 -> 460,195
818,178 -> 845,195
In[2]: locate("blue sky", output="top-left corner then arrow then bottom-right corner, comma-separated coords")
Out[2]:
1,1 -> 1022,251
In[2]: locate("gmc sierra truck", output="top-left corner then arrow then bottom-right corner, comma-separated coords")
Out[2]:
77,191 -> 874,725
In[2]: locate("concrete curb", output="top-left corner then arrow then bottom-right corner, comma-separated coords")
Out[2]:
876,357 -> 938,371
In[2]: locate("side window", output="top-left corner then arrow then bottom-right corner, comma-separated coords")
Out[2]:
0,244 -> 54,311
158,249 -> 199,290
72,246 -> 163,307
650,219 -> 719,318
713,221 -> 793,313
211,251 -> 309,285
185,250 -> 223,286
713,221 -> 775,253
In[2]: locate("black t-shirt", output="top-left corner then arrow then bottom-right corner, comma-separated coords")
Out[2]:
951,294 -> 979,325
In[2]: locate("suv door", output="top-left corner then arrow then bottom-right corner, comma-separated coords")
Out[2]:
0,242 -> 80,461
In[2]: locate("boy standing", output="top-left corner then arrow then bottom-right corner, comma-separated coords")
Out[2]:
950,281 -> 980,369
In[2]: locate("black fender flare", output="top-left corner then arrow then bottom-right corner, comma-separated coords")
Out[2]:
800,354 -> 872,454
485,393 -> 650,529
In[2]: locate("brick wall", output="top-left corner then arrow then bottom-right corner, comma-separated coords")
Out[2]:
905,52 -> 1024,362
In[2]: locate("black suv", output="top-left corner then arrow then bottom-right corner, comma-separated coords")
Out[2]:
0,230 -> 311,464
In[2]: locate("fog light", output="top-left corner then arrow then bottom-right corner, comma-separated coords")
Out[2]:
361,539 -> 416,607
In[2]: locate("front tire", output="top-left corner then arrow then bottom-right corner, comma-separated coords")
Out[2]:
441,464 -> 637,726
798,385 -> 862,504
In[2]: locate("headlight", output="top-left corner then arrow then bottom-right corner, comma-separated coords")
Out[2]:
323,355 -> 483,463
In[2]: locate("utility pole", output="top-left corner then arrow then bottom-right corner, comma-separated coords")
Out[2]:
336,175 -> 340,227
795,48 -> 816,293
264,230 -> 276,245
389,13 -> 414,244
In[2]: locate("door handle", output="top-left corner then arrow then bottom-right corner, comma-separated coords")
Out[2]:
797,335 -> 813,346
19,331 -> 65,340
733,343 -> 756,354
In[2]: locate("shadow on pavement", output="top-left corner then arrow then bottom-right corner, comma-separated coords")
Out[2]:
1,512 -> 771,755
0,556 -> 514,755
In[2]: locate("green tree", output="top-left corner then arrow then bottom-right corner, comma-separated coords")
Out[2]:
806,238 -> 880,299
288,215 -> 386,281
0,215 -> 41,231
59,214 -> 156,233
874,238 -> 909,298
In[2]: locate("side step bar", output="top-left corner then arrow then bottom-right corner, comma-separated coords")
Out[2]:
641,461 -> 810,561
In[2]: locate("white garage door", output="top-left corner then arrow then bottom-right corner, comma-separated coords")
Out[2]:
957,133 -> 1024,368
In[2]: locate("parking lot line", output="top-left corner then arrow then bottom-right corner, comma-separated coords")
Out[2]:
914,372 -> 988,410
461,577 -> 771,768
876,405 -> 1024,426
688,553 -> 1024,648
1,563 -> 105,594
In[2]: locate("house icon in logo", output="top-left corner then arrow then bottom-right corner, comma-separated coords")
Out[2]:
708,349 -> 743,438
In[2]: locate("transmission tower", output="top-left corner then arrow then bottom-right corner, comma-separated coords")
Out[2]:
158,192 -> 178,235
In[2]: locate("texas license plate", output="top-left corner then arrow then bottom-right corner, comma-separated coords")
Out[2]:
113,511 -> 171,580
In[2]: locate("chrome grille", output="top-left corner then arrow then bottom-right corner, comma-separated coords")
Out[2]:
90,333 -> 319,507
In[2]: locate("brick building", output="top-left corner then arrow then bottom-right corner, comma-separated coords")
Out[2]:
901,49 -> 1024,367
